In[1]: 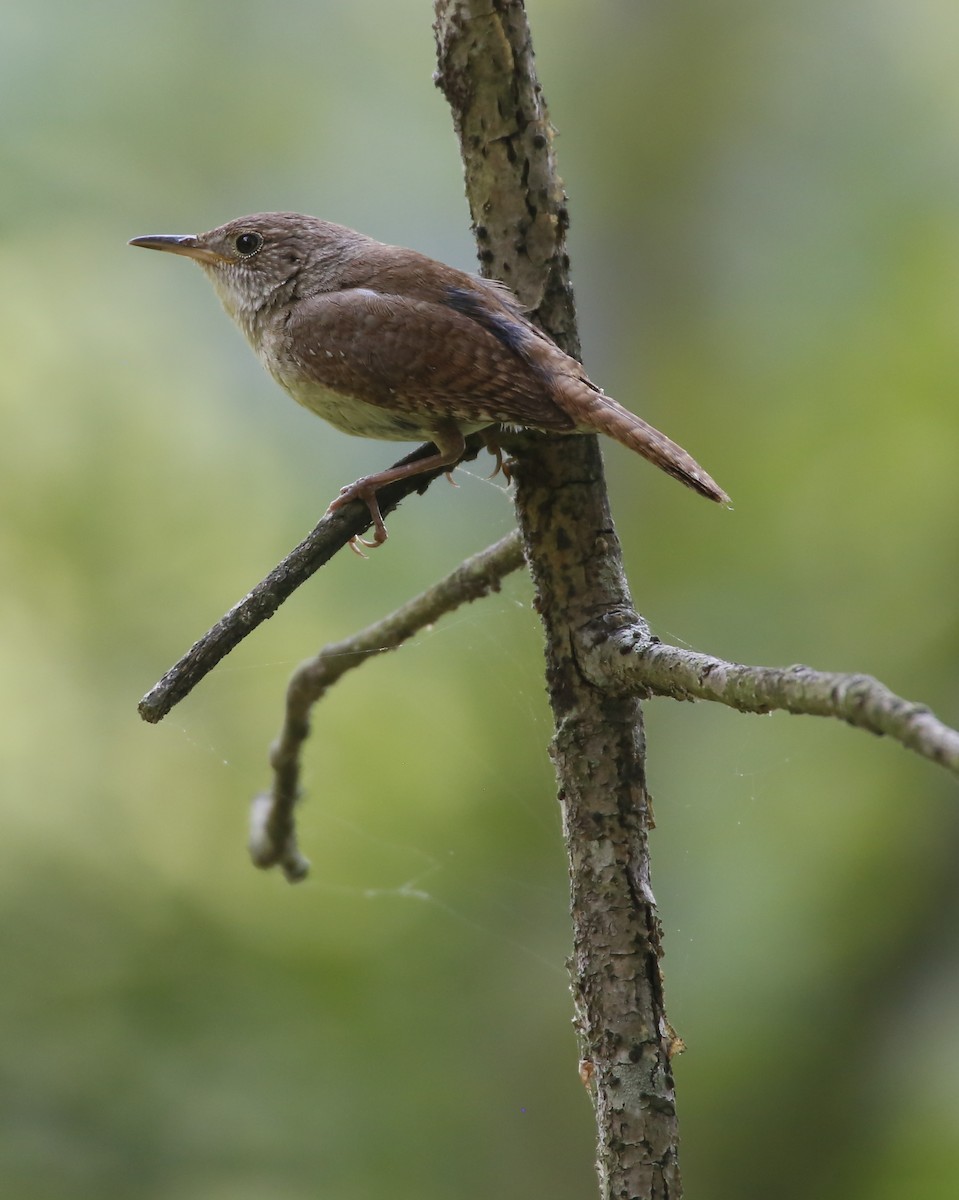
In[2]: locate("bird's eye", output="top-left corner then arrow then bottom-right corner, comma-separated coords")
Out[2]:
234,232 -> 263,257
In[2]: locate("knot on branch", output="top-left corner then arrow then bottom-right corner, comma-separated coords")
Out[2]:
573,608 -> 654,694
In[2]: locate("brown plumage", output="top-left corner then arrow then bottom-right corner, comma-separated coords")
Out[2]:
130,212 -> 729,545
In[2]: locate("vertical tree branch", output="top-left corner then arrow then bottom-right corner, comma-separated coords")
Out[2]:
434,4 -> 681,1196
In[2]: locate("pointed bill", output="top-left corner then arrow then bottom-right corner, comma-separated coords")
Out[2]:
128,234 -> 229,266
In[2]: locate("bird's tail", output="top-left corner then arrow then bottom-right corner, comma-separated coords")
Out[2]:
555,376 -> 730,505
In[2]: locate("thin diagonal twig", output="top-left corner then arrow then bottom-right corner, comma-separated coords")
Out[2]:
138,436 -> 486,723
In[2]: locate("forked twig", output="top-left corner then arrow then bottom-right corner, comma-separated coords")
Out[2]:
248,531 -> 526,881
251,555 -> 959,883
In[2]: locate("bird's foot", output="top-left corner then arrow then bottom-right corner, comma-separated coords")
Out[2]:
327,480 -> 389,553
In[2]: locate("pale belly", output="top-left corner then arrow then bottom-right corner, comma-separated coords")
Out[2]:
280,377 -> 489,443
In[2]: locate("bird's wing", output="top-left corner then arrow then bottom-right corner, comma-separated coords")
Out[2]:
282,288 -> 576,431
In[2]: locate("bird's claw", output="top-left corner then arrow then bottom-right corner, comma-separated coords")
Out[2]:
485,437 -> 513,483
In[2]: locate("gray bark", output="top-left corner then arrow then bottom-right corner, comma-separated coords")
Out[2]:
435,4 -> 682,1195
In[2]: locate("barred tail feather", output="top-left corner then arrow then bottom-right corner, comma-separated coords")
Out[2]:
556,378 -> 730,505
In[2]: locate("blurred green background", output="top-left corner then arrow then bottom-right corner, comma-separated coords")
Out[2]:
3,1 -> 958,1196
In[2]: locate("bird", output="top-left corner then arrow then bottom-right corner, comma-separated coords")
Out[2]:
130,212 -> 729,546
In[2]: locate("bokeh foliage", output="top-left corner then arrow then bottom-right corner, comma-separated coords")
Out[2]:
2,1 -> 958,1196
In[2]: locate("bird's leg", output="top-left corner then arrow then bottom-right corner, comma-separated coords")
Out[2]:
327,425 -> 467,549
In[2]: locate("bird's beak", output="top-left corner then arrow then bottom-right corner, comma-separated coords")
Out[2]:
128,234 -> 230,266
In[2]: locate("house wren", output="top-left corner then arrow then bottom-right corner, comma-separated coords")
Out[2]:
130,212 -> 729,545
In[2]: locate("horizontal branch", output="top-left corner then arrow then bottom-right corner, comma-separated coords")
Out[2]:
249,530 -> 526,881
137,436 -> 487,723
579,624 -> 959,776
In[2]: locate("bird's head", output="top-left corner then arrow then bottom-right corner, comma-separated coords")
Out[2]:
130,212 -> 366,332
